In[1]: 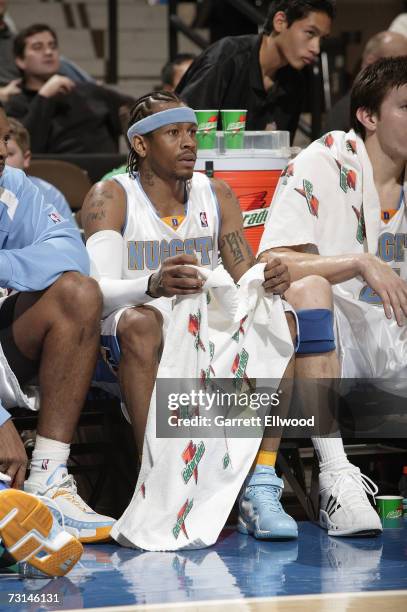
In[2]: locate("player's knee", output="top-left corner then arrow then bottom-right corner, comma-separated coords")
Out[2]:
54,272 -> 102,321
287,275 -> 333,310
296,308 -> 335,355
117,307 -> 163,360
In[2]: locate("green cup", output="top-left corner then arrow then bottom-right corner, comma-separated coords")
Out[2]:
376,495 -> 403,527
195,110 -> 219,150
221,109 -> 247,149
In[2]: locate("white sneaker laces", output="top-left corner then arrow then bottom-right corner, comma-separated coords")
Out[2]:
44,474 -> 92,514
329,468 -> 378,513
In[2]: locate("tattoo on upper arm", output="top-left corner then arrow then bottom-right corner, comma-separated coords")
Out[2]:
85,209 -> 107,223
224,184 -> 233,199
84,189 -> 113,225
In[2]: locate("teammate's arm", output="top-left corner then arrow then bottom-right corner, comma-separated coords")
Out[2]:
213,179 -> 290,294
259,246 -> 407,326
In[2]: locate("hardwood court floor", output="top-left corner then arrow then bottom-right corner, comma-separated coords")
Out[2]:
0,521 -> 406,611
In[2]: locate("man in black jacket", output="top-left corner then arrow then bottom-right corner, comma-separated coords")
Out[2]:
6,23 -> 134,154
176,0 -> 335,141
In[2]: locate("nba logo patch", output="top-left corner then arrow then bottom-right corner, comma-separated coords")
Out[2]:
200,212 -> 208,227
171,217 -> 179,228
41,459 -> 49,470
49,211 -> 62,224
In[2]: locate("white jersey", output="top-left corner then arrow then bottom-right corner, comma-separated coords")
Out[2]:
259,129 -> 407,387
113,172 -> 220,280
357,199 -> 407,306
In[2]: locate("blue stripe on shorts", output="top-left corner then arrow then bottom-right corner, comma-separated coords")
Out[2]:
93,334 -> 122,383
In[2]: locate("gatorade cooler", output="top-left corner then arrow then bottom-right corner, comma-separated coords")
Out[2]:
195,131 -> 290,253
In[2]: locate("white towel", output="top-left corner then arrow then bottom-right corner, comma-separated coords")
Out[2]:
111,264 -> 294,551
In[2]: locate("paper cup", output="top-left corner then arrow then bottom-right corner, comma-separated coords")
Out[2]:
376,495 -> 403,527
195,110 -> 218,150
221,109 -> 247,149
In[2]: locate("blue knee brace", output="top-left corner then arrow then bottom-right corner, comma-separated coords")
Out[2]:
296,309 -> 335,354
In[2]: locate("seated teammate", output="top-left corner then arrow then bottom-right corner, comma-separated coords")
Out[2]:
5,117 -> 77,226
0,103 -> 115,547
82,91 -> 357,541
258,57 -> 407,535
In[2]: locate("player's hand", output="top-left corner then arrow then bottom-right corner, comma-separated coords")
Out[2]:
148,254 -> 204,297
262,254 -> 290,295
0,420 -> 27,489
39,75 -> 76,98
360,253 -> 407,326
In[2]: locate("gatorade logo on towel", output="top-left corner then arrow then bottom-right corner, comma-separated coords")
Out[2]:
173,499 -> 194,540
182,441 -> 205,484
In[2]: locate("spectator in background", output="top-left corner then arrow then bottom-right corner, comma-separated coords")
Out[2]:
6,24 -> 134,154
323,30 -> 407,133
195,0 -> 264,43
161,53 -> 196,91
5,117 -> 77,227
176,0 -> 335,141
0,2 -> 94,104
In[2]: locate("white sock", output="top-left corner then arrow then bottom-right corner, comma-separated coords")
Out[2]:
27,435 -> 70,488
312,435 -> 350,470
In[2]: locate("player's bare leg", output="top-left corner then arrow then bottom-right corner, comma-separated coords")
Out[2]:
116,306 -> 164,454
9,273 -> 116,543
285,275 -> 382,537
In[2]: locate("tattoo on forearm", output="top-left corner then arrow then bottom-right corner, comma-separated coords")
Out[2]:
220,231 -> 245,266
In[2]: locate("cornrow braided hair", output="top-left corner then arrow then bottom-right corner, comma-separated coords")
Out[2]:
126,90 -> 183,176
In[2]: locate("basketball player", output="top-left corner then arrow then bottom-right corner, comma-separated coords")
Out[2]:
259,57 -> 406,535
82,91 -> 376,542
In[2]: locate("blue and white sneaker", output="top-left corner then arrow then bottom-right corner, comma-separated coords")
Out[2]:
25,469 -> 115,543
237,465 -> 298,540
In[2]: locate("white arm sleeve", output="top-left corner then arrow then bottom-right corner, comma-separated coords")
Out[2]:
86,230 -> 155,318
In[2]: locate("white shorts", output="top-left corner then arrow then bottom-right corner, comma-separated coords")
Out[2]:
334,289 -> 407,394
0,295 -> 38,412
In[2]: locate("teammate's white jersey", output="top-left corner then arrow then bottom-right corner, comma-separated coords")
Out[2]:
358,199 -> 407,305
113,172 -> 220,280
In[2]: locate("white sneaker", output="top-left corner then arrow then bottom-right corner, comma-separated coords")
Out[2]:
318,465 -> 382,537
25,472 -> 115,543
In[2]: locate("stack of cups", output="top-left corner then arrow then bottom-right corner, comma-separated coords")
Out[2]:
194,109 -> 247,151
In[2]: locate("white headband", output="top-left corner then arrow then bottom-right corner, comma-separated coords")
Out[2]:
127,107 -> 197,140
